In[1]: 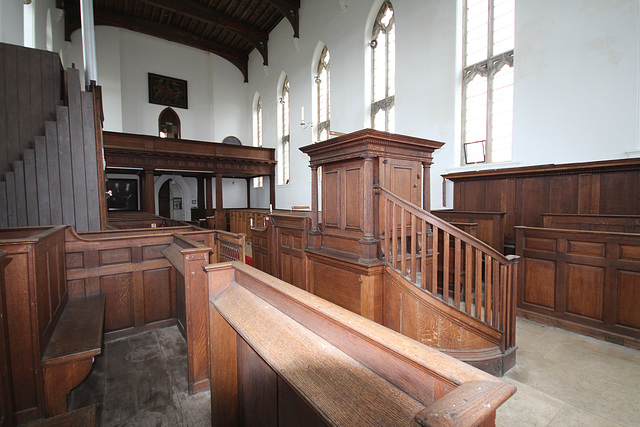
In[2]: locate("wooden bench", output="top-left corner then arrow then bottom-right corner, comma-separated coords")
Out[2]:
40,295 -> 105,417
206,262 -> 516,426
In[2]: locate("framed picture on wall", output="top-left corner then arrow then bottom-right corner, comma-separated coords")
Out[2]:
148,73 -> 188,109
106,179 -> 139,211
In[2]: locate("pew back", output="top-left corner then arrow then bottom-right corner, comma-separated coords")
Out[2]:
0,226 -> 67,421
207,262 -> 516,426
542,213 -> 640,234
516,226 -> 640,349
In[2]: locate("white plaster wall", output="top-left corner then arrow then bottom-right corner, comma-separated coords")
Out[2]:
245,0 -> 640,210
0,0 -> 23,46
5,0 -> 639,211
511,0 -> 639,165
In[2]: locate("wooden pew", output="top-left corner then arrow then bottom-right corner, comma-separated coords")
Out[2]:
432,210 -> 505,253
542,213 -> 640,234
206,262 -> 516,426
0,226 -> 105,422
162,230 -> 246,393
163,234 -> 213,394
40,295 -> 105,416
0,250 -> 14,427
516,226 -> 640,349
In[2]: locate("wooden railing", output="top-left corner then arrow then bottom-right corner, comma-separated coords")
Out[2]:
212,230 -> 246,263
376,186 -> 518,350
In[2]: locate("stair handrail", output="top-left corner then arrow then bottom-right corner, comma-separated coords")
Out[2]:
375,185 -> 513,264
375,185 -> 518,350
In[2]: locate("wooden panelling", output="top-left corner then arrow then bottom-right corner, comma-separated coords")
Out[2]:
239,339 -> 278,426
432,210 -> 505,252
207,262 -> 515,426
517,226 -> 640,348
311,261 -> 362,314
0,252 -> 15,427
0,226 -> 68,422
522,258 -> 556,309
542,213 -> 640,234
616,271 -> 640,329
565,264 -> 605,320
100,273 -> 134,332
344,167 -> 362,230
143,268 -> 173,324
444,158 -> 640,246
0,44 -> 63,176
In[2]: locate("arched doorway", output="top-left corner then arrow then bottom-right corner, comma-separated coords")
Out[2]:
159,107 -> 181,139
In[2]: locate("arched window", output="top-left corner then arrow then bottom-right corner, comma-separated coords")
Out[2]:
158,107 -> 180,139
23,1 -> 35,48
253,95 -> 264,188
462,0 -> 514,164
370,0 -> 395,132
280,77 -> 290,185
316,46 -> 331,142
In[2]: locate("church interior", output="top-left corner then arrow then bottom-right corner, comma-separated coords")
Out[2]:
0,0 -> 639,425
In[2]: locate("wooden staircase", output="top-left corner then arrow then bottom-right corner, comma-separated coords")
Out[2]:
376,185 -> 518,375
0,43 -> 105,232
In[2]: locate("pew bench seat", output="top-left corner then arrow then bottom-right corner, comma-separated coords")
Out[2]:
40,295 -> 106,417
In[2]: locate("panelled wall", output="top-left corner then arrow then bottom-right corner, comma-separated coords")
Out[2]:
443,159 -> 640,247
0,43 -> 63,175
0,43 -> 104,232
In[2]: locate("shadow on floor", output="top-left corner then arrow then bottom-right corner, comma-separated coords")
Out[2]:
69,326 -> 210,427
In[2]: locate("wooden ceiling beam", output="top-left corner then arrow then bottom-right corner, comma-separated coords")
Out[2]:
264,0 -> 300,38
65,5 -> 249,81
139,0 -> 270,66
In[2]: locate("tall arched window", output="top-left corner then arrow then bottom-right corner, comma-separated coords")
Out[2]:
316,46 -> 331,142
158,107 -> 180,139
461,0 -> 514,164
370,0 -> 395,132
280,77 -> 290,185
253,95 -> 264,188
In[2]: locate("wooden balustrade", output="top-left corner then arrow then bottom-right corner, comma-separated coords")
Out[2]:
376,186 -> 518,351
206,261 -> 516,426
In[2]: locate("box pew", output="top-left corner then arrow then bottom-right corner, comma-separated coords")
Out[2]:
0,250 -> 14,426
64,226 -> 215,341
162,230 -> 246,393
432,210 -> 506,253
206,262 -> 515,426
0,226 -> 105,422
516,226 -> 640,349
542,213 -> 640,234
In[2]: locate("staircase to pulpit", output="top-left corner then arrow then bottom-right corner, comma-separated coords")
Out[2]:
299,129 -> 518,376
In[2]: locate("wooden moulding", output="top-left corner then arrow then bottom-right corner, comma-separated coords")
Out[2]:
162,233 -> 213,394
206,261 -> 515,426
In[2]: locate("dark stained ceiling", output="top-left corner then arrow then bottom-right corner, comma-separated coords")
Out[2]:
60,0 -> 301,82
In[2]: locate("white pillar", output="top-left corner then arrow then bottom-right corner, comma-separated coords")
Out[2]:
80,0 -> 98,86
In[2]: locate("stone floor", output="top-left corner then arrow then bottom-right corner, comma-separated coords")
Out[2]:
69,327 -> 210,426
69,318 -> 640,426
496,319 -> 640,427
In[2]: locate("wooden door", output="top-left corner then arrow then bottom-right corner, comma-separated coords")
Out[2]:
159,181 -> 170,218
380,158 -> 421,207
